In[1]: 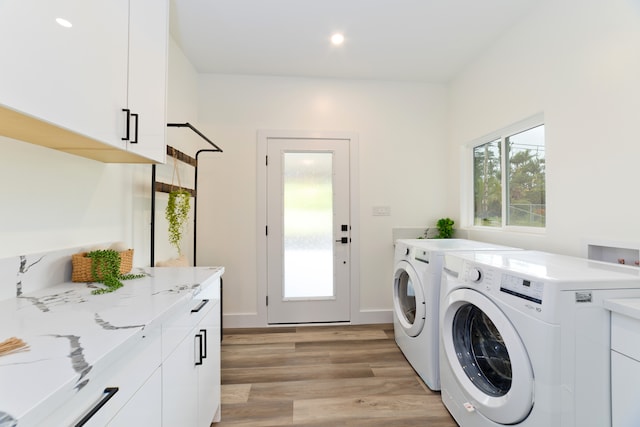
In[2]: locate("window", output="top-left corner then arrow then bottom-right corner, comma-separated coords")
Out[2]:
472,119 -> 545,229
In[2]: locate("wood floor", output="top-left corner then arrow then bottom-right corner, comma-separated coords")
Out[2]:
213,323 -> 458,426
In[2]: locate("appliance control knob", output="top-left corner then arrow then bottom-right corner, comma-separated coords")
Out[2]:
468,268 -> 482,282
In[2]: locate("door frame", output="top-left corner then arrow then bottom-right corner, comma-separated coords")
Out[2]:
257,130 -> 360,325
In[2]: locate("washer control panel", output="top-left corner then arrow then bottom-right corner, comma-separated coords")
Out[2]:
459,261 -> 544,305
499,274 -> 544,304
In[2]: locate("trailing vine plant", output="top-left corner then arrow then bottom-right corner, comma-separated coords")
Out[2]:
86,249 -> 144,295
166,189 -> 191,256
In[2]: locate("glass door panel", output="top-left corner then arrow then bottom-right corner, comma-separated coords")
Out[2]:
283,152 -> 334,299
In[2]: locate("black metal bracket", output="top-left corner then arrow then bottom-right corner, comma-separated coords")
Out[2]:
166,122 -> 223,152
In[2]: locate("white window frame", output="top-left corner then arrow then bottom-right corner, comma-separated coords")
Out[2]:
463,113 -> 546,234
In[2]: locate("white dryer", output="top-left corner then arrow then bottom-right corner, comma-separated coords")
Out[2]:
392,239 -> 518,391
439,250 -> 640,427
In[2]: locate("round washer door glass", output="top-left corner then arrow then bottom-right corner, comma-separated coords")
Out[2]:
453,304 -> 511,396
393,261 -> 426,337
441,288 -> 534,424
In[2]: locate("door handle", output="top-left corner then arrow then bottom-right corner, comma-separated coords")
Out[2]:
121,108 -> 130,141
335,237 -> 349,244
74,387 -> 119,427
195,333 -> 204,366
130,113 -> 139,143
191,299 -> 210,313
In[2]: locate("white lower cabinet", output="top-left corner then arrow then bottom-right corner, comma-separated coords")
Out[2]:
198,302 -> 222,425
610,311 -> 640,427
36,296 -> 221,426
162,327 -> 199,426
108,368 -> 162,426
162,296 -> 221,426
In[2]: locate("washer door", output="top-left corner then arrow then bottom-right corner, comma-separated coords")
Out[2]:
393,261 -> 426,337
441,288 -> 534,424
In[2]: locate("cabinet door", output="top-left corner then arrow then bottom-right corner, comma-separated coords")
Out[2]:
198,301 -> 222,425
162,330 -> 199,426
0,0 -> 128,148
108,367 -> 162,426
126,0 -> 168,163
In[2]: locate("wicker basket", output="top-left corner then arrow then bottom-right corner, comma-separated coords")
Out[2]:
71,249 -> 134,282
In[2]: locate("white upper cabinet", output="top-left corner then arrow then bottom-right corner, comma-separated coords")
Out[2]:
0,0 -> 129,149
0,0 -> 168,163
125,0 -> 169,163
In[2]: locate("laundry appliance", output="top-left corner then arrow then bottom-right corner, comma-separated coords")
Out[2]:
392,239 -> 519,391
439,250 -> 640,427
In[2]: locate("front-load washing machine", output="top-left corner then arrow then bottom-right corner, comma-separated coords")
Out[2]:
392,238 -> 519,391
439,250 -> 640,427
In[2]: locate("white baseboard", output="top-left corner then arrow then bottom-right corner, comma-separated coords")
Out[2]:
222,313 -> 263,329
351,309 -> 393,325
222,309 -> 393,329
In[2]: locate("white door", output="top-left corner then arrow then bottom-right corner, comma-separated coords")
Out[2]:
266,138 -> 350,324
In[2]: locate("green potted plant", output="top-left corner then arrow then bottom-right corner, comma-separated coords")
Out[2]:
166,189 -> 191,257
435,217 -> 455,239
85,249 -> 144,295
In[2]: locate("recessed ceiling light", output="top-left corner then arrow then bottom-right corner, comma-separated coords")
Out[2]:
56,17 -> 72,28
331,33 -> 344,46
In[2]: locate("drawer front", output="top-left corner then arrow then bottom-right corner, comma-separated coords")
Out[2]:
612,351 -> 640,427
42,327 -> 161,426
611,312 -> 640,361
161,298 -> 215,360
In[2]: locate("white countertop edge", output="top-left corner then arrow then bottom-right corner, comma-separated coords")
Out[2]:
604,298 -> 640,320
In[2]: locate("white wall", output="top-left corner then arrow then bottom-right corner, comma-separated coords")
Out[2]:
195,74 -> 448,325
0,138 -> 135,259
448,0 -> 640,256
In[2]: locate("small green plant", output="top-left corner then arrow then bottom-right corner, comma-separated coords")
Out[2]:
166,189 -> 191,256
86,249 -> 144,295
436,217 -> 455,239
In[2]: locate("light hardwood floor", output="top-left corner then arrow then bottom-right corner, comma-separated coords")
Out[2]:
214,323 -> 458,426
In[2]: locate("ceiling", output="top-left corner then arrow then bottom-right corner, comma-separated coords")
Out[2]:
169,0 -> 539,83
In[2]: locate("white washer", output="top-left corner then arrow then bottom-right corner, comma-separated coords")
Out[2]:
392,239 -> 518,391
439,250 -> 640,427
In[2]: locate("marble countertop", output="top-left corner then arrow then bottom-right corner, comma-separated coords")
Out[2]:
604,298 -> 640,321
0,266 -> 223,425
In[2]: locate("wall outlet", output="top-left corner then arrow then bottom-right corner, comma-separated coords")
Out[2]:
372,206 -> 391,216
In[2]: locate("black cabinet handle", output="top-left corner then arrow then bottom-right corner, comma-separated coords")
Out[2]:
191,299 -> 210,313
131,113 -> 139,143
75,387 -> 119,427
121,109 -> 130,141
200,328 -> 207,359
195,333 -> 204,366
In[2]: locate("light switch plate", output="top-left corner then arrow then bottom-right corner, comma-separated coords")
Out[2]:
372,206 -> 391,216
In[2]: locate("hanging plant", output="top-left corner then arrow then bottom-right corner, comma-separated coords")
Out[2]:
166,189 -> 191,256
86,249 -> 144,295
